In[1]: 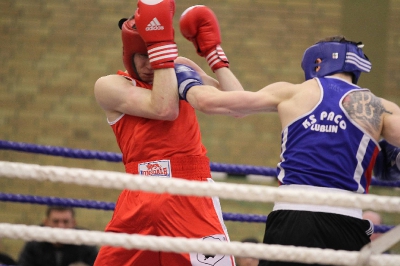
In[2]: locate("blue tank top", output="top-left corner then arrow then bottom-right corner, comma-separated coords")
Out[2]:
277,77 -> 380,193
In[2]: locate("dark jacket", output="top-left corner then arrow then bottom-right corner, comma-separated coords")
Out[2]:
0,252 -> 17,265
18,241 -> 98,266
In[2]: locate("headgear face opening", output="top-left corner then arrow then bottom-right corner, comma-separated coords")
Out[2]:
301,39 -> 372,84
119,17 -> 147,80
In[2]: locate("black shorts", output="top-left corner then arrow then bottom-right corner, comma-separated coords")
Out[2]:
258,210 -> 372,266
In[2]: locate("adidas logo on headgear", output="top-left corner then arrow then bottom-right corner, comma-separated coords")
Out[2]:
146,18 -> 164,31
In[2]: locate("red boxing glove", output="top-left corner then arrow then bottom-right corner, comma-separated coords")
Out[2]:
179,5 -> 229,72
135,0 -> 178,69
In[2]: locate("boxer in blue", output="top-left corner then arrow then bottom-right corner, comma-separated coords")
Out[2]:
177,35 -> 400,265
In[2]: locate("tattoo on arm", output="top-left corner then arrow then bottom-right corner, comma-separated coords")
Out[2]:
343,91 -> 392,132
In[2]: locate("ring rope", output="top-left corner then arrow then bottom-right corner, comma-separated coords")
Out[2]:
0,140 -> 276,176
0,192 -> 394,232
1,139 -> 399,187
0,192 -> 268,224
1,223 -> 399,266
1,161 -> 400,212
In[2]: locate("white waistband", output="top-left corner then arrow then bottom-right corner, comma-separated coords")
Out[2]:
273,185 -> 363,219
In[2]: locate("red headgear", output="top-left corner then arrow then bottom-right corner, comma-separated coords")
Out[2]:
119,17 -> 147,80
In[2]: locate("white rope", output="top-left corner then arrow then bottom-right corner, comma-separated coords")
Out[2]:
1,160 -> 400,212
1,223 -> 400,266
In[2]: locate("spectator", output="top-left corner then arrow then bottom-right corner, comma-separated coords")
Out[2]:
18,206 -> 98,266
235,237 -> 259,266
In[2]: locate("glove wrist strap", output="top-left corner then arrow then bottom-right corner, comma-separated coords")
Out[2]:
205,45 -> 229,72
148,42 -> 178,69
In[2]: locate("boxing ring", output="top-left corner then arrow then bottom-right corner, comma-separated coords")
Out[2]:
1,140 -> 400,265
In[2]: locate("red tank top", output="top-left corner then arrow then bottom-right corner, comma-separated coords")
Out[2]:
111,71 -> 210,180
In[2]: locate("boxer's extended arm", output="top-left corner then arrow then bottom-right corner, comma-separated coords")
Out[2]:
185,82 -> 291,117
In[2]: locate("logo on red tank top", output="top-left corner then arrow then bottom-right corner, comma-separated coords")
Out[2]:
138,160 -> 171,177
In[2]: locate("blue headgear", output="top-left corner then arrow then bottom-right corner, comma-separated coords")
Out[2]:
301,40 -> 371,84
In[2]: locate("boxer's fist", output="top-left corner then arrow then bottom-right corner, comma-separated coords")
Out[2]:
175,64 -> 203,101
135,0 -> 178,69
179,5 -> 229,72
374,139 -> 400,181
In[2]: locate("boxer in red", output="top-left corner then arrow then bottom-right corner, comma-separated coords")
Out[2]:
93,1 -> 243,265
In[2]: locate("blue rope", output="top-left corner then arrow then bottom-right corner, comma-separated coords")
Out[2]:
0,140 -> 122,162
0,193 -> 393,232
0,193 -> 267,223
